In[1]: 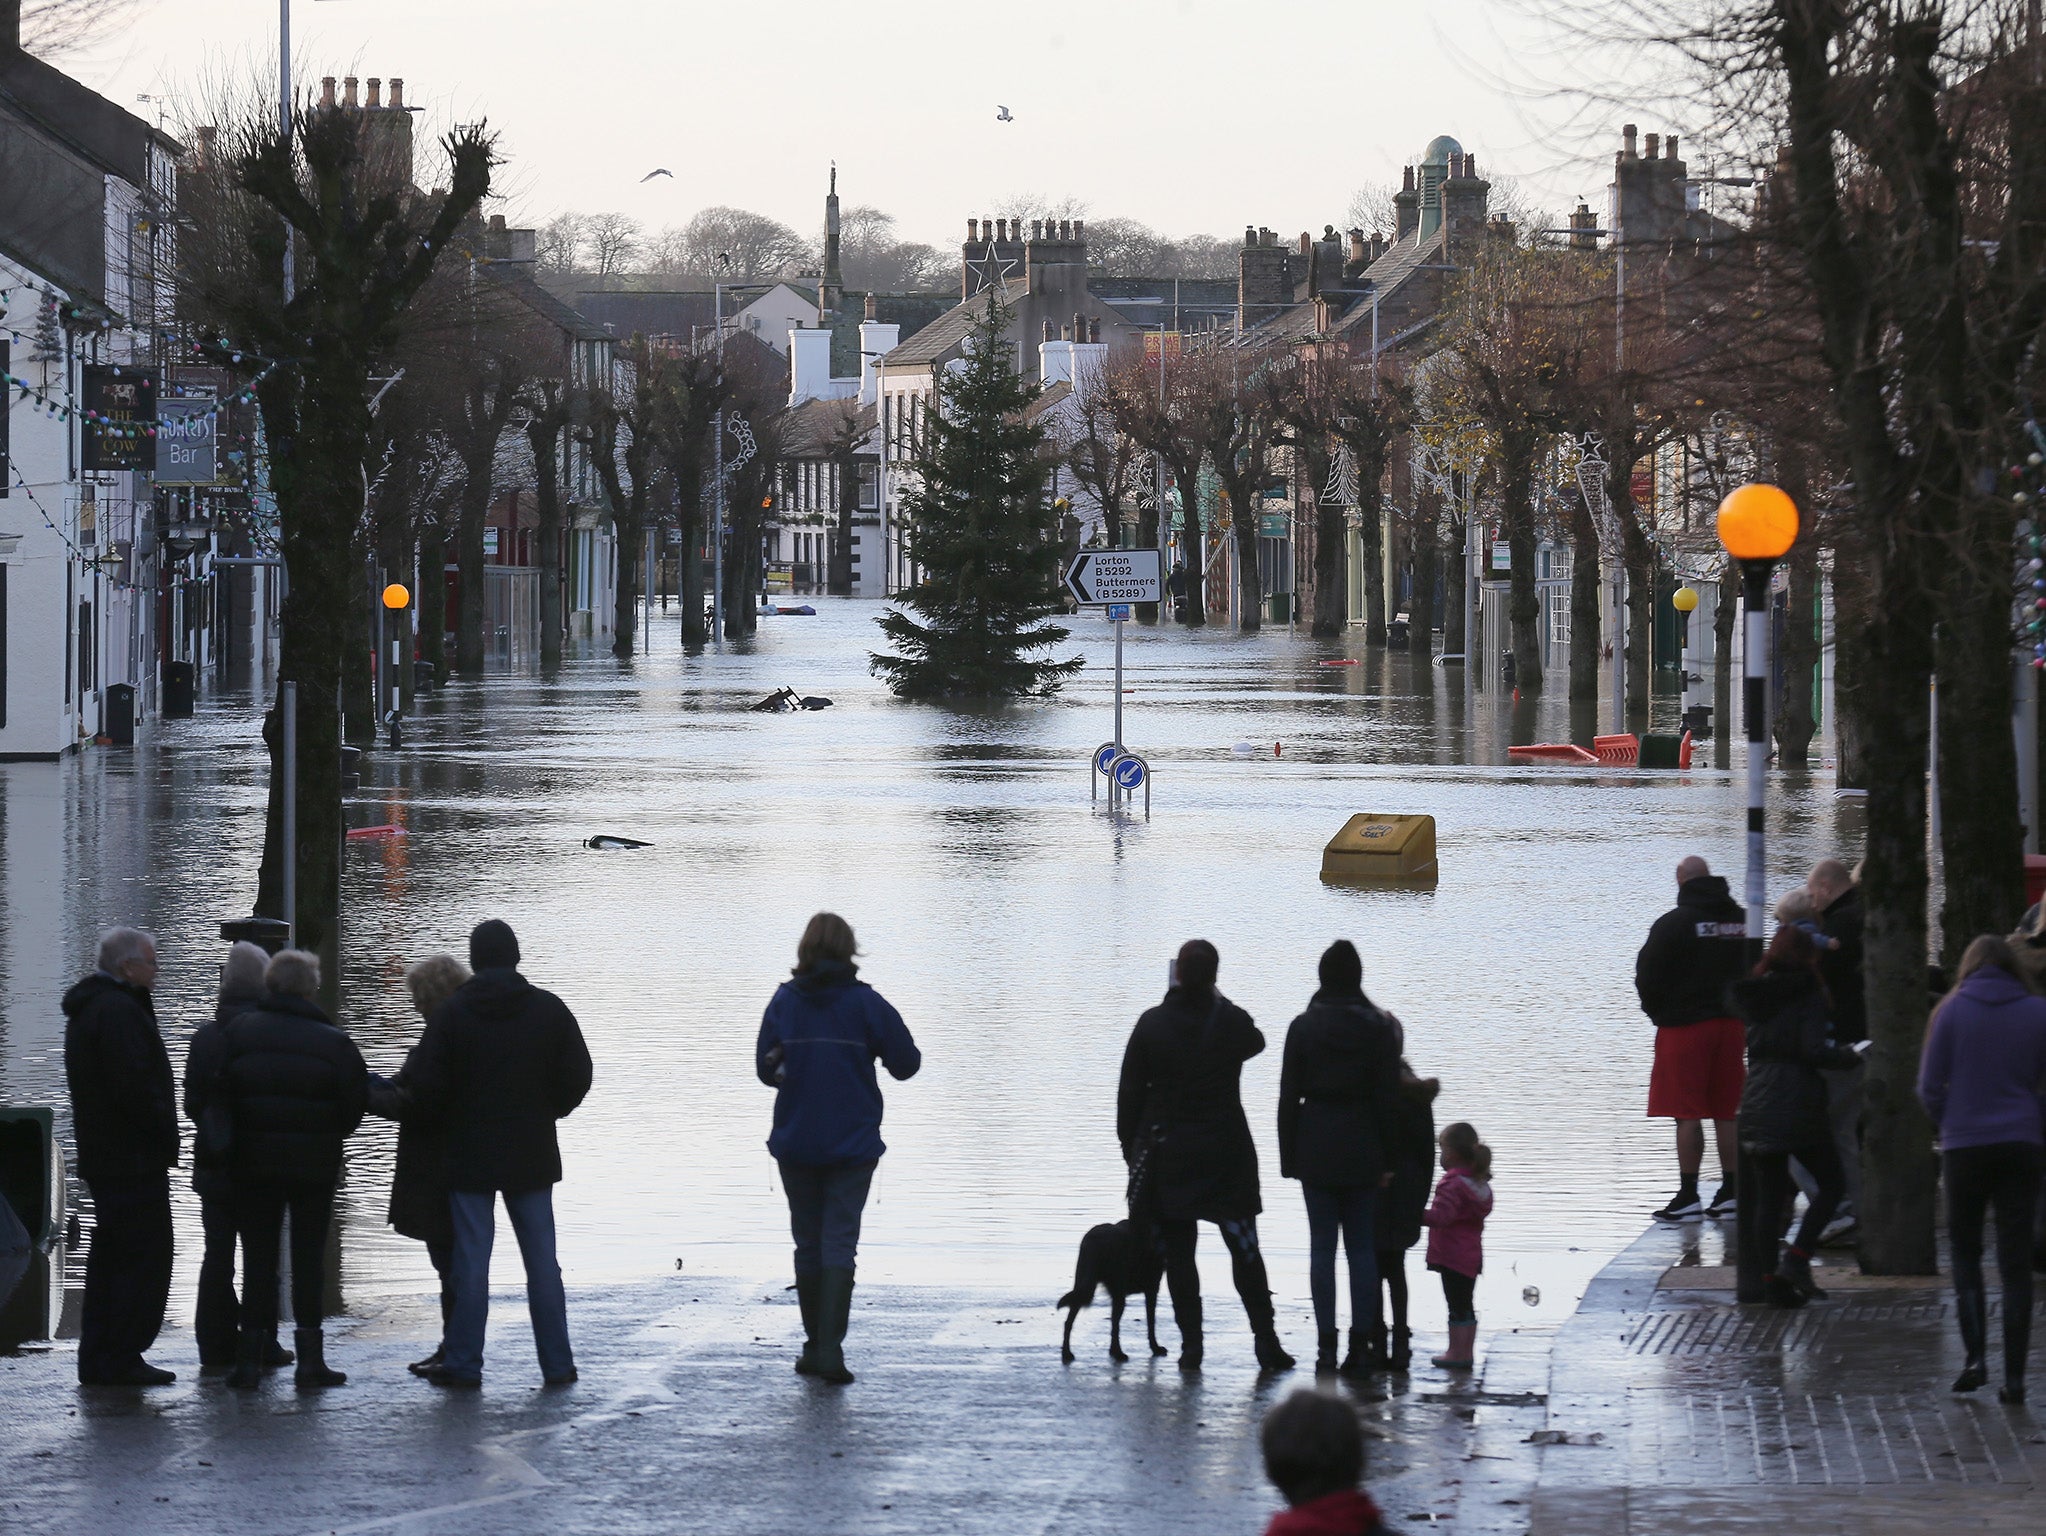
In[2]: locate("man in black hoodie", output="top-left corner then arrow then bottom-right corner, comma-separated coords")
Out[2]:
1635,856 -> 1750,1221
62,927 -> 178,1386
407,920 -> 593,1388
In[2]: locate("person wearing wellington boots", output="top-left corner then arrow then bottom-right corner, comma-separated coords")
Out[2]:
182,941 -> 291,1376
1278,940 -> 1404,1379
1730,925 -> 1859,1310
1260,1388 -> 1389,1536
1119,939 -> 1293,1374
408,920 -> 593,1390
757,912 -> 920,1386
189,948 -> 368,1390
1919,934 -> 2046,1403
1372,1065 -> 1439,1373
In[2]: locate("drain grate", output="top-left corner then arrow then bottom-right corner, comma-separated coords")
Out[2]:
1623,1298 -> 2043,1356
1627,1388 -> 2046,1486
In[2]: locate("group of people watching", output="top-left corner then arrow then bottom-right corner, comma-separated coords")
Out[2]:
1117,937 -> 1491,1380
62,919 -> 591,1389
1637,854 -> 2046,1405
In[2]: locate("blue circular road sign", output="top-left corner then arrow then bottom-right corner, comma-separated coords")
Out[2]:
1094,741 -> 1121,775
1113,754 -> 1147,790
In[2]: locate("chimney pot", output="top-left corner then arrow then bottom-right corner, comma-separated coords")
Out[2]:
1245,225 -> 1257,247
864,293 -> 877,320
389,78 -> 404,110
1045,319 -> 1057,342
1073,311 -> 1084,340
1622,123 -> 1638,158
1466,153 -> 1477,178
1031,219 -> 1043,240
1073,219 -> 1084,240
321,76 -> 337,109
366,77 -> 382,109
1403,165 -> 1416,191
343,76 -> 359,108
1298,232 -> 1311,256
1644,132 -> 1659,159
998,218 -> 1010,241
968,218 -> 979,241
1089,318 -> 1100,344
1666,134 -> 1679,160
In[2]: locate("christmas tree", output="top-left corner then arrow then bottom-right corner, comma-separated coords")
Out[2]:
871,295 -> 1082,698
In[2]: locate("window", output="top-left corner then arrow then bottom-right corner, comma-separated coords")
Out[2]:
1548,589 -> 1570,647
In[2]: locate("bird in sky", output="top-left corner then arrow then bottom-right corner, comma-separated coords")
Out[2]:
995,105 -> 1013,123
640,168 -> 673,183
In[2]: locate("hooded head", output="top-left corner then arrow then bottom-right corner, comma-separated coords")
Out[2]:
470,919 -> 521,971
1317,940 -> 1363,999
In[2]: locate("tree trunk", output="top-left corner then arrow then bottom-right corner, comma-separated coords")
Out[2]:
1135,488 -> 1161,626
1501,437 -> 1542,692
1409,504 -> 1438,663
1774,536 -> 1821,767
1832,543 -> 1870,788
830,460 -> 856,597
342,548 -> 374,744
1360,476 -> 1387,645
1442,516 -> 1467,659
1936,492 -> 2027,965
679,497 -> 707,647
419,523 -> 447,684
1569,496 -> 1602,702
1714,555 -> 1737,772
1232,497 -> 1262,634
611,510 -> 641,657
1177,459 -> 1205,628
455,464 -> 491,676
532,437 -> 563,670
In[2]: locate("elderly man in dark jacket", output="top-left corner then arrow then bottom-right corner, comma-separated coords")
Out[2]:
1635,856 -> 1750,1222
1119,939 -> 1292,1374
62,926 -> 179,1387
407,920 -> 593,1389
188,947 -> 368,1389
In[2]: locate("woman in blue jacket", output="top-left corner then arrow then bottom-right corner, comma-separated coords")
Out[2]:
757,913 -> 921,1385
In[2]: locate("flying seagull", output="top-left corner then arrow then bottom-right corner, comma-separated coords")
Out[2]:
995,105 -> 1013,122
640,168 -> 673,183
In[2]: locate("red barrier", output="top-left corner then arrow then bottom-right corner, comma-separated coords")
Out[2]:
345,824 -> 408,841
1508,743 -> 1600,764
1593,733 -> 1641,766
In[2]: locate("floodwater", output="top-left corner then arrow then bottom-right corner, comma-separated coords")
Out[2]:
0,599 -> 1859,1342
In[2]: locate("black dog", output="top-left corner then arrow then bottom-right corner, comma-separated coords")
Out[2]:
1058,1220 -> 1167,1364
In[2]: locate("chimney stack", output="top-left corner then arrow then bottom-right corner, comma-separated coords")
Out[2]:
968,218 -> 979,241
366,78 -> 382,109
1644,132 -> 1659,159
864,293 -> 877,321
1665,134 -> 1679,159
1622,123 -> 1638,159
1089,318 -> 1100,344
389,78 -> 404,110
320,76 -> 337,109
343,76 -> 359,108
1074,219 -> 1085,240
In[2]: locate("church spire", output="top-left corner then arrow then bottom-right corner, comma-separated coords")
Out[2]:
820,161 -> 843,324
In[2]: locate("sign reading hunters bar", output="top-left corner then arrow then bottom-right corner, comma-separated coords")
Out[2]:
81,366 -> 157,472
1064,548 -> 1163,606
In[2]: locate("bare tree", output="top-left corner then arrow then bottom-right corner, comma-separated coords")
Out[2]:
535,211 -> 584,275
582,211 -> 642,288
681,206 -> 808,281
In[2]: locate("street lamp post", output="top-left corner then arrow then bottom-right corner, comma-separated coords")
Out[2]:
1718,482 -> 1798,1306
1673,583 -> 1700,723
381,582 -> 410,748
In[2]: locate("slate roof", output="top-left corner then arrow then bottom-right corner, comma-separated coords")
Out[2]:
0,47 -> 175,186
779,395 -> 876,459
1246,225 -> 1453,346
880,278 -> 1030,369
492,270 -> 611,343
571,290 -> 720,344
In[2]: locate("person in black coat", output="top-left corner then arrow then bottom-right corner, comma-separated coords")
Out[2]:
1277,940 -> 1403,1378
365,953 -> 471,1377
404,920 -> 593,1389
1372,1065 -> 1439,1372
1731,925 -> 1859,1308
1118,939 -> 1292,1374
1634,855 -> 1750,1221
180,940 -> 290,1375
188,947 -> 368,1389
62,926 -> 179,1387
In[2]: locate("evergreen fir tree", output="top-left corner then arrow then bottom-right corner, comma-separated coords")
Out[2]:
871,296 -> 1082,698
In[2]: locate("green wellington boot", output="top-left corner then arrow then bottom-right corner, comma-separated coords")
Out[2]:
811,1267 -> 856,1386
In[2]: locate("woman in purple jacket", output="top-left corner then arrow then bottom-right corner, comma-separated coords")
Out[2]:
1918,935 -> 2046,1403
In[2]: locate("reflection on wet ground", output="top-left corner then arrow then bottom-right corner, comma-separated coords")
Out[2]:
0,599 -> 1860,1341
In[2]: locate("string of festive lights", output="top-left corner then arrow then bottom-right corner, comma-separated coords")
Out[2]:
4,464 -> 151,593
2010,420 -> 2046,669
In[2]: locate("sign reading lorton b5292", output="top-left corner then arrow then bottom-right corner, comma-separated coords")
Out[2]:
1065,549 -> 1163,605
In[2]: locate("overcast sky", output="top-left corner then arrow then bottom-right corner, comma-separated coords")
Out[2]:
64,0 -> 1658,248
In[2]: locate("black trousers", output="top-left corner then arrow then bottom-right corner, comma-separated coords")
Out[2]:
194,1186 -> 242,1365
1373,1247 -> 1410,1334
236,1182 -> 335,1337
1747,1140 -> 1844,1260
1946,1142 -> 2044,1380
1155,1217 -> 1276,1333
1435,1265 -> 1477,1324
78,1172 -> 173,1380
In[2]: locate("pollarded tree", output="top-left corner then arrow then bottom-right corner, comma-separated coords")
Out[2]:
871,296 -> 1081,698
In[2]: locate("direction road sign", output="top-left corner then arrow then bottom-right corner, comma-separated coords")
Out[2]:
1066,549 -> 1163,606
1112,753 -> 1148,790
1094,741 -> 1121,775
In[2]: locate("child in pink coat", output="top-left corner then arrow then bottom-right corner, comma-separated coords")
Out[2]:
1421,1122 -> 1493,1369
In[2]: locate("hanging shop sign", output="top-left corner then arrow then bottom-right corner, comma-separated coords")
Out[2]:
80,366 -> 157,472
154,396 -> 218,484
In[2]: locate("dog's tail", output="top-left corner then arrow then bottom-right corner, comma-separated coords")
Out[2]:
1058,1239 -> 1102,1311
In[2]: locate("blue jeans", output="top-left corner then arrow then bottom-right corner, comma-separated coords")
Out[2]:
779,1159 -> 876,1275
443,1187 -> 573,1382
1301,1183 -> 1378,1337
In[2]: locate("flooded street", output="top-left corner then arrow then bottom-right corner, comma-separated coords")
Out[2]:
0,599 -> 1858,1338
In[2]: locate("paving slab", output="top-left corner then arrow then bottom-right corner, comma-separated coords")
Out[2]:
0,1273 -> 1547,1535
1526,1220 -> 2046,1535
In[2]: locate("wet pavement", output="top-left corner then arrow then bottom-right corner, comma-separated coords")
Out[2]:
1526,1221 -> 2046,1533
0,1267 -> 1551,1535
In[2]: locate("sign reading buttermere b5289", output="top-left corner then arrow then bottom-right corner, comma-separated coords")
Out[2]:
1065,549 -> 1163,606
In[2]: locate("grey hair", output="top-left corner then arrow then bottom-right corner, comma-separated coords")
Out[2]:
219,940 -> 270,1001
96,926 -> 157,975
265,948 -> 321,998
405,954 -> 471,1019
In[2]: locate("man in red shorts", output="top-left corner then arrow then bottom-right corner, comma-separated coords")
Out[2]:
1635,855 -> 1749,1220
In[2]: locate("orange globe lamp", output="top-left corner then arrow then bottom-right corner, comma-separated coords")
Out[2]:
1715,483 -> 1798,562
381,582 -> 411,610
